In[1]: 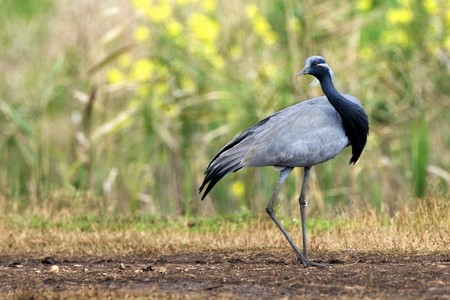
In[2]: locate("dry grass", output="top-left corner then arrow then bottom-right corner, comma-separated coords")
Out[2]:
1,197 -> 448,258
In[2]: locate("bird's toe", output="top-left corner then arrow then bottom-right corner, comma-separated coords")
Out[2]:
305,260 -> 332,269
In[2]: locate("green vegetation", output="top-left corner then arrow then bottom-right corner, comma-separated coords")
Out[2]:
0,0 -> 449,220
0,210 -> 339,234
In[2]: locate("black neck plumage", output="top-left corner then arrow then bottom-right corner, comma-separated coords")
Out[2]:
318,74 -> 369,164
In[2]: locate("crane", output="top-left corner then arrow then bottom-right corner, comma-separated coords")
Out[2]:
199,56 -> 369,267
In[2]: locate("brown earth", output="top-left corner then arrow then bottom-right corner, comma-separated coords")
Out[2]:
1,250 -> 449,299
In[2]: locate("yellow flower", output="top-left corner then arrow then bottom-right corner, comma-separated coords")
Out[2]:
387,8 -> 413,25
146,2 -> 172,24
424,0 -> 438,13
231,181 -> 245,198
188,12 -> 220,43
245,4 -> 258,19
253,17 -> 271,36
166,19 -> 183,38
131,59 -> 153,81
201,0 -> 217,12
357,0 -> 373,11
134,26 -> 150,42
106,68 -> 125,84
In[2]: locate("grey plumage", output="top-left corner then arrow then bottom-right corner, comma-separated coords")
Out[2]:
199,56 -> 369,267
200,94 -> 363,198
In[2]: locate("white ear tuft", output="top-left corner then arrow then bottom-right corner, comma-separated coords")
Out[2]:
328,65 -> 335,81
309,78 -> 320,87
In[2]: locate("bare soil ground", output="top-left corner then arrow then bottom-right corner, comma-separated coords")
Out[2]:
1,250 -> 449,299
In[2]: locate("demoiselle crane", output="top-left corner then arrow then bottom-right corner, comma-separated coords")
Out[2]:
199,56 -> 369,267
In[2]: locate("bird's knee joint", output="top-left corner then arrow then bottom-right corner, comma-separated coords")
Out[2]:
300,200 -> 308,208
265,207 -> 273,215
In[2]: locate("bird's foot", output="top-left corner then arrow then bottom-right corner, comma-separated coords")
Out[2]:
305,260 -> 331,268
296,257 -> 332,268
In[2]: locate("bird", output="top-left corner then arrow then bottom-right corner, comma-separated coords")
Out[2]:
199,56 -> 369,267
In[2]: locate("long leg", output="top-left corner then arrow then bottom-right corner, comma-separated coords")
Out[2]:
265,167 -> 308,266
299,167 -> 329,268
299,167 -> 311,259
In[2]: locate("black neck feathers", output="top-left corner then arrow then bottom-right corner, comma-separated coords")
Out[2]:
318,74 -> 369,164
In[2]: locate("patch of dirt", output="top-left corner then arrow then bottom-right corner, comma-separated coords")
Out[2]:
0,251 -> 449,299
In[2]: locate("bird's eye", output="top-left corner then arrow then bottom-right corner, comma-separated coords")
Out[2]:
312,61 -> 318,66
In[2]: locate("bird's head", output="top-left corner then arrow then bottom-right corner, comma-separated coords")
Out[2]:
296,56 -> 335,87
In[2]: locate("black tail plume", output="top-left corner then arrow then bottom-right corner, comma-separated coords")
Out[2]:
199,160 -> 242,200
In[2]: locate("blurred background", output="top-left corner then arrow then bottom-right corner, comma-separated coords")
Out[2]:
0,0 -> 448,219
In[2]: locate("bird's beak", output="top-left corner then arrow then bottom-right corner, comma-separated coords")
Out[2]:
296,67 -> 309,77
